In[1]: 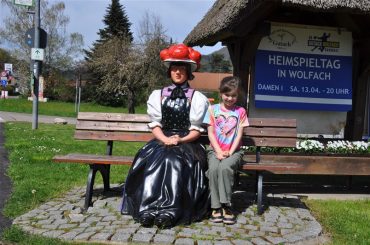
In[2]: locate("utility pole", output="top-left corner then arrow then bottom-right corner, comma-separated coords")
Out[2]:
32,0 -> 41,129
75,72 -> 82,113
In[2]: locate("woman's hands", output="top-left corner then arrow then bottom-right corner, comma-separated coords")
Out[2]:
152,127 -> 200,146
164,135 -> 181,146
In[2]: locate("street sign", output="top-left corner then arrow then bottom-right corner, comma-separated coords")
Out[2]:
4,64 -> 12,75
14,0 -> 34,7
31,48 -> 44,61
25,28 -> 47,48
1,79 -> 7,87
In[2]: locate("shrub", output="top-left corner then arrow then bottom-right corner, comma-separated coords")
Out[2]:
243,140 -> 370,154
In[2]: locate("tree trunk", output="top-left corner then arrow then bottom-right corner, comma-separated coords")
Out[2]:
127,89 -> 135,114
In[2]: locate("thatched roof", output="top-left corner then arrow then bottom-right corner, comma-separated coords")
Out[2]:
184,0 -> 370,47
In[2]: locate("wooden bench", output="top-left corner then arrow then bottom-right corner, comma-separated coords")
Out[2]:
53,112 -> 300,213
53,112 -> 154,211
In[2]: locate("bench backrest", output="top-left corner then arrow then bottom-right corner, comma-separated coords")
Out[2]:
75,112 -> 297,148
244,118 -> 296,148
75,112 -> 153,142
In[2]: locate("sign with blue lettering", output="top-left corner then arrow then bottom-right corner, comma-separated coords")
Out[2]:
1,79 -> 7,87
254,23 -> 352,111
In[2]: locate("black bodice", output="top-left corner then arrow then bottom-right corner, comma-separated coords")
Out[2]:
161,87 -> 192,131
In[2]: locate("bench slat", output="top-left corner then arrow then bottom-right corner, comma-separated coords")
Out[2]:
245,127 -> 296,137
243,137 -> 296,147
242,163 -> 304,174
77,113 -> 296,128
248,118 -> 296,127
76,121 -> 151,132
74,130 -> 296,147
53,153 -> 134,165
78,112 -> 150,122
75,131 -> 154,142
242,154 -> 370,175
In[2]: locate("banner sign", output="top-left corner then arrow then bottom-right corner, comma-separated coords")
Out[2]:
1,78 -> 7,87
14,0 -> 33,7
4,63 -> 12,74
254,23 -> 352,111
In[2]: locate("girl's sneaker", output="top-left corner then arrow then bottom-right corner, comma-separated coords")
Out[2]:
210,208 -> 223,223
222,206 -> 236,225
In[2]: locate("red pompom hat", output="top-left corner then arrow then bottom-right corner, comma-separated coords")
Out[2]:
160,44 -> 201,72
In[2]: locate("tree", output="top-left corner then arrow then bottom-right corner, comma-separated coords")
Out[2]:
98,0 -> 133,42
0,0 -> 84,94
136,12 -> 170,94
85,0 -> 132,61
87,11 -> 170,113
0,49 -> 14,69
209,53 -> 232,73
87,37 -> 139,112
84,0 -> 133,106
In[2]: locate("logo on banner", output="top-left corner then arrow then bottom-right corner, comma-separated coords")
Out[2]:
307,33 -> 340,53
268,29 -> 296,50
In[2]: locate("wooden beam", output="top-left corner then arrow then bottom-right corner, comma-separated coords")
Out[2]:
334,13 -> 362,35
345,60 -> 370,140
226,34 -> 264,108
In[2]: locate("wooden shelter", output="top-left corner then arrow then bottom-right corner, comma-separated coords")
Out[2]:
184,0 -> 370,140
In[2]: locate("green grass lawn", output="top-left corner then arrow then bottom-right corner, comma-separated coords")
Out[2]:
0,98 -> 146,117
3,122 -> 143,218
305,199 -> 370,245
1,122 -> 144,244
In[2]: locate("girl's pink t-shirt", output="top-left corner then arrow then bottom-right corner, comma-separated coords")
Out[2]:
203,104 -> 249,151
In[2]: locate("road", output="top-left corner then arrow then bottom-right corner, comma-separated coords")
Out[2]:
0,111 -> 76,124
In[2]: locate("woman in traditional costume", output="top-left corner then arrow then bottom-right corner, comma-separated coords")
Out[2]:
121,44 -> 210,228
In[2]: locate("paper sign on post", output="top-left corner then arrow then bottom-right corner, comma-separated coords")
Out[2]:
31,48 -> 44,61
14,0 -> 34,7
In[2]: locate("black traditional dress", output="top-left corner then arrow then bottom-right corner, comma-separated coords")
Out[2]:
121,84 -> 210,226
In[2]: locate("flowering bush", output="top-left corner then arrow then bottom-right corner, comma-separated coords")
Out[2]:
326,140 -> 369,154
295,139 -> 370,154
296,140 -> 325,153
243,140 -> 370,154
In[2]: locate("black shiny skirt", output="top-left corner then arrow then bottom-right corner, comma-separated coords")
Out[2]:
121,131 -> 210,226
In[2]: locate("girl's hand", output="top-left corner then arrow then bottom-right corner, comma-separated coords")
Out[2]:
216,151 -> 226,160
222,151 -> 230,157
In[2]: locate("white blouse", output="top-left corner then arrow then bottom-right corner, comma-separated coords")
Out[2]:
147,89 -> 209,132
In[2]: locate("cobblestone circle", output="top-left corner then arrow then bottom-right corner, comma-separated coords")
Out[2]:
13,184 -> 324,244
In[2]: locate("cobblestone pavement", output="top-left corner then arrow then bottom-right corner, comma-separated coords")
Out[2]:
12,183 -> 325,245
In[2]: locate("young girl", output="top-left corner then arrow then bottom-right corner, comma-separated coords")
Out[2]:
203,76 -> 249,225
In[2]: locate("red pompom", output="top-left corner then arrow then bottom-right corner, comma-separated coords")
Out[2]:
160,49 -> 170,60
189,50 -> 201,63
169,44 -> 189,59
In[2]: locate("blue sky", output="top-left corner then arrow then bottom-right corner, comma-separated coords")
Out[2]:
1,0 -> 222,55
